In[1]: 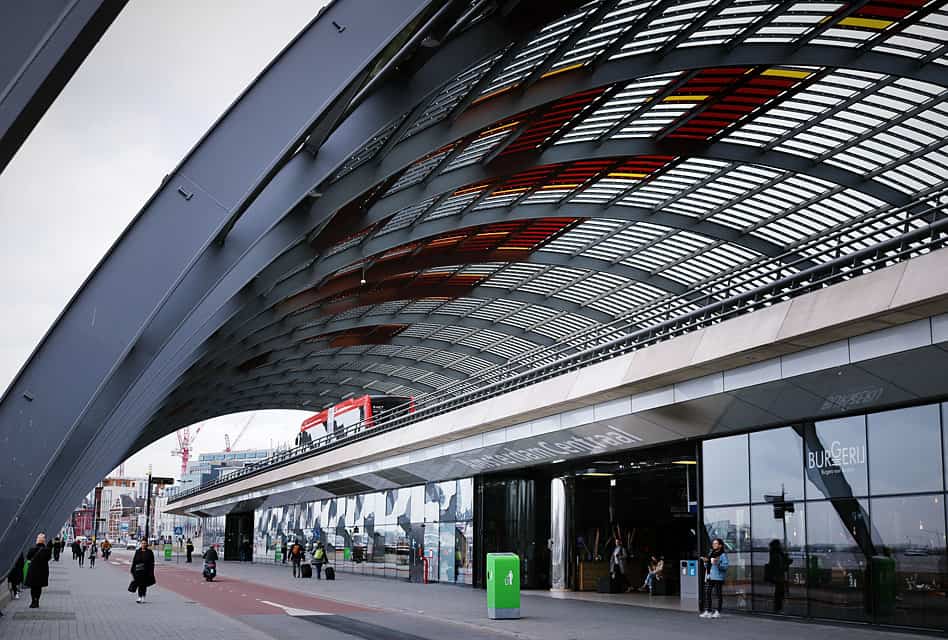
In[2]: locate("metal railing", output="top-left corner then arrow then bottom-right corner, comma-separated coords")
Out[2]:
169,186 -> 948,503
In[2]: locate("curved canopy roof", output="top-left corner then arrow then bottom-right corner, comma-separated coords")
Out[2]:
161,0 -> 948,427
2,0 -> 948,559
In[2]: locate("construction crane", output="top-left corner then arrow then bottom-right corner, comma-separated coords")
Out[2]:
171,422 -> 203,479
225,412 -> 256,452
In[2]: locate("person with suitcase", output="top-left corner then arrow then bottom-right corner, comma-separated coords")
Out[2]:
312,542 -> 326,579
289,541 -> 304,578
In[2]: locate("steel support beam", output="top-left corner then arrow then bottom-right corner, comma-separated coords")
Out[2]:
0,0 -> 439,572
0,0 -> 128,173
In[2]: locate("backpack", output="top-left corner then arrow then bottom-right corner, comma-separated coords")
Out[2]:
315,548 -> 325,561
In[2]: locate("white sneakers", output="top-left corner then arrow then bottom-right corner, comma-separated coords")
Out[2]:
699,611 -> 722,619
712,611 -> 721,619
136,597 -> 141,603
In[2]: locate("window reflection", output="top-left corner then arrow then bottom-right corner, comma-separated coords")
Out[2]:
805,416 -> 868,500
750,427 -> 804,504
868,405 -> 943,495
751,504 -> 806,615
870,494 -> 948,630
805,500 -> 871,622
703,435 -> 749,506
704,506 -> 752,610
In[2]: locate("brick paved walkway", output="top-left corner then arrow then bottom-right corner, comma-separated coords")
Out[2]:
0,552 -> 270,640
1,549 -> 934,639
157,551 -> 930,640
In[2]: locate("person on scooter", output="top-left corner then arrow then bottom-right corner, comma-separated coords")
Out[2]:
202,543 -> 219,581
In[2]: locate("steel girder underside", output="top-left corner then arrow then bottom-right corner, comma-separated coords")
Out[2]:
2,0 -> 948,571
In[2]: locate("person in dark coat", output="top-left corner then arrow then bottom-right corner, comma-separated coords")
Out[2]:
6,551 -> 24,600
24,533 -> 52,608
71,540 -> 80,561
185,538 -> 194,563
51,536 -> 61,562
130,539 -> 156,603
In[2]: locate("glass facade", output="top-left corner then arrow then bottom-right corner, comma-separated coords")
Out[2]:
247,478 -> 474,584
703,402 -> 948,631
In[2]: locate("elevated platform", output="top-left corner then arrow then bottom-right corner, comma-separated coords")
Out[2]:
170,248 -> 948,514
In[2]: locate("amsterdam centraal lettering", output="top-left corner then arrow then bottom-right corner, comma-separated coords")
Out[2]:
808,440 -> 866,476
455,425 -> 643,471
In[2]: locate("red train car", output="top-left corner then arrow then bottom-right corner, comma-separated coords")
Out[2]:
300,394 -> 414,437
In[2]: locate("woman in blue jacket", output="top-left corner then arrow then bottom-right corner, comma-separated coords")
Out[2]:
700,538 -> 729,618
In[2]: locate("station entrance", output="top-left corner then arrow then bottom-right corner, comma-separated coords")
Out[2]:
563,442 -> 699,601
223,511 -> 254,561
474,441 -> 700,606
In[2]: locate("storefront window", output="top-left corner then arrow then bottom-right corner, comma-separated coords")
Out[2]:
805,416 -> 868,500
805,499 -> 871,622
868,404 -> 943,495
751,504 -> 806,615
750,427 -> 804,504
704,506 -> 752,611
439,522 -> 456,583
870,494 -> 948,630
703,435 -> 749,506
458,477 -> 474,521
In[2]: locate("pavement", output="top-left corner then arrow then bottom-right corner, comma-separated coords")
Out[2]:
0,548 -> 934,639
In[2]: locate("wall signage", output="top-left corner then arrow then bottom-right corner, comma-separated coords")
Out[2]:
807,440 -> 867,476
454,424 -> 643,472
819,387 -> 883,413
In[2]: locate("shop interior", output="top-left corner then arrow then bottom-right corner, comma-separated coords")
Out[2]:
564,441 -> 699,607
474,441 -> 700,608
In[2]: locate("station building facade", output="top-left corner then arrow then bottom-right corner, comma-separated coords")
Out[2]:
195,395 -> 948,632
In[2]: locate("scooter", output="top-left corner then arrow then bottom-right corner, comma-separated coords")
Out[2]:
203,560 -> 217,581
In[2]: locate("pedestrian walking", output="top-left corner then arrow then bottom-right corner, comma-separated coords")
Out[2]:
281,540 -> 288,564
71,539 -> 80,562
185,538 -> 194,563
51,536 -> 61,562
312,541 -> 326,580
130,539 -> 156,603
609,537 -> 629,592
6,551 -> 24,600
700,537 -> 729,619
101,539 -> 112,560
24,533 -> 52,608
289,541 -> 304,578
88,540 -> 98,568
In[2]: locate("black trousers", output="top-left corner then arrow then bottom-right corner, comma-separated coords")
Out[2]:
30,586 -> 42,606
704,579 -> 723,612
137,583 -> 148,597
292,559 -> 301,577
314,563 -> 322,579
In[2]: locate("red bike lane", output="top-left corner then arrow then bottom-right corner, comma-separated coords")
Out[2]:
104,557 -> 369,617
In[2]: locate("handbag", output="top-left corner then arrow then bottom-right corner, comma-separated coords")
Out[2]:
22,560 -> 30,583
128,580 -> 137,593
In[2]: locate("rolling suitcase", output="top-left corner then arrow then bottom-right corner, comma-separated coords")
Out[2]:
325,565 -> 335,581
300,563 -> 312,578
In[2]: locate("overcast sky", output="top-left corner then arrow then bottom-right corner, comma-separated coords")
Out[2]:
0,1 -> 330,479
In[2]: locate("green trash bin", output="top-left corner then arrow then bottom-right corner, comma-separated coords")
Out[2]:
163,543 -> 173,561
871,556 -> 896,617
486,553 -> 520,620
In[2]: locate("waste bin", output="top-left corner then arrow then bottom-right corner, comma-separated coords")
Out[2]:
487,553 -> 520,619
871,556 -> 896,617
680,560 -> 699,602
163,543 -> 173,561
